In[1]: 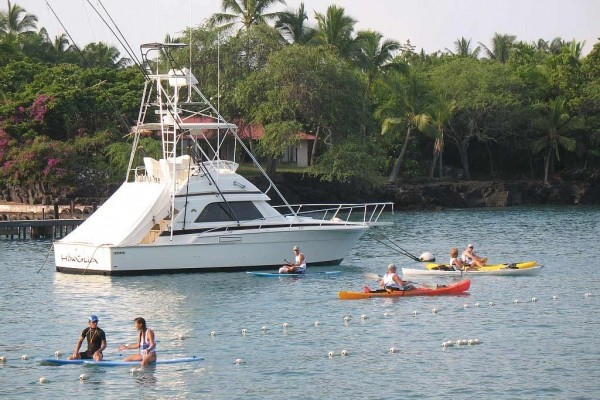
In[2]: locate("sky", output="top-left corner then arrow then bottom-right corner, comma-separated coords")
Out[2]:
12,0 -> 600,57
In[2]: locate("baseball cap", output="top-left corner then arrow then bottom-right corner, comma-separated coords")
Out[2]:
89,315 -> 99,322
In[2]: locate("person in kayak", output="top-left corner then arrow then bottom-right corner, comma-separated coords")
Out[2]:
365,264 -> 414,293
462,244 -> 486,268
67,315 -> 106,361
279,246 -> 306,274
118,317 -> 157,366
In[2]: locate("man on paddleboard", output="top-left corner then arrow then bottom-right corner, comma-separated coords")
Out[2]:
279,246 -> 306,274
67,315 -> 106,361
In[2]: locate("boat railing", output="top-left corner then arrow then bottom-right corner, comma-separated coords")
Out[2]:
273,202 -> 393,226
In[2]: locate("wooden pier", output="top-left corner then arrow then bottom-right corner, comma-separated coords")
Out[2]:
0,219 -> 83,239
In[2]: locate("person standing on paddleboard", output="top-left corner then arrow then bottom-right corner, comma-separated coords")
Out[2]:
279,246 -> 306,274
67,315 -> 106,361
119,317 -> 157,366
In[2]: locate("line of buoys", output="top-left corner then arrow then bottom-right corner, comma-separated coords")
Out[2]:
442,338 -> 481,348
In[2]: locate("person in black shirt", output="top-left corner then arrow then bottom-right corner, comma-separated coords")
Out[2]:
67,315 -> 107,361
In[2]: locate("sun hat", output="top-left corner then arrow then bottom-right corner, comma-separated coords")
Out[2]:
89,315 -> 99,322
293,246 -> 299,251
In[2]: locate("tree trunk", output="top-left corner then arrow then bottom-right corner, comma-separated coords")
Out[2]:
457,138 -> 471,180
247,125 -> 254,154
266,157 -> 277,175
544,146 -> 552,185
309,126 -> 320,166
388,127 -> 412,183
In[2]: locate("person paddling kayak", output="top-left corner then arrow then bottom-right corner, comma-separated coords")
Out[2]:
279,246 -> 306,274
364,264 -> 414,293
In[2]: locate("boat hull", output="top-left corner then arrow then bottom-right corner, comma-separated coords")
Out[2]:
54,226 -> 365,275
338,279 -> 471,300
425,260 -> 537,271
403,265 -> 543,277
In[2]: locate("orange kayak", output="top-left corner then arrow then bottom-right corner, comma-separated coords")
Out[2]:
338,279 -> 471,300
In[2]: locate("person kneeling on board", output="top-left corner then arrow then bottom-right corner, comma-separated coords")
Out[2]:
68,315 -> 106,361
279,246 -> 307,274
119,317 -> 157,366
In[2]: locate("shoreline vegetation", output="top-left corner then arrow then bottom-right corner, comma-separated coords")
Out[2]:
1,2 -> 599,213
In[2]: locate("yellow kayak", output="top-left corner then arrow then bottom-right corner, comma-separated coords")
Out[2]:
426,260 -> 537,271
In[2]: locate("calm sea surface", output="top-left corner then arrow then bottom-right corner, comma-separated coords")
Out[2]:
0,206 -> 598,399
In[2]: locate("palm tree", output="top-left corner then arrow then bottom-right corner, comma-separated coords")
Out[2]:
80,42 -> 129,68
53,33 -> 70,54
479,33 -> 516,63
313,5 -> 356,57
377,72 -> 432,183
210,0 -> 285,32
445,37 -> 480,58
0,0 -> 38,43
531,97 -> 581,185
354,30 -> 405,94
428,94 -> 457,179
568,39 -> 586,59
275,2 -> 314,45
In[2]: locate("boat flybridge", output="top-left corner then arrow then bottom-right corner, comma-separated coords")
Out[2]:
54,43 -> 393,275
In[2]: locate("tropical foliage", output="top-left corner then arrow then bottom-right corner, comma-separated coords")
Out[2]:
1,1 -> 599,198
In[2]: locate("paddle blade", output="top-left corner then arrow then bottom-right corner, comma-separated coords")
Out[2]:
363,273 -> 381,281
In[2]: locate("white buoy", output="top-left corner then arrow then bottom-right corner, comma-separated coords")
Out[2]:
389,347 -> 397,353
241,328 -> 248,335
0,356 -> 6,362
488,301 -> 494,306
80,373 -> 90,380
514,299 -> 519,304
39,376 -> 48,384
584,293 -> 592,298
210,330 -> 216,336
360,314 -> 368,320
341,349 -> 349,357
463,303 -> 469,308
54,351 -> 62,357
531,297 -> 538,302
328,351 -> 334,358
343,316 -> 351,322
431,308 -> 438,314
474,302 -> 480,307
261,325 -> 268,331
455,340 -> 462,346
460,340 -> 468,345
177,334 -> 186,340
473,338 -> 481,344
282,322 -> 289,328
412,310 -> 418,316
234,358 -> 244,365
419,252 -> 435,262
468,339 -> 475,345
21,355 -> 28,360
442,341 -> 453,348
314,321 -> 320,326
552,295 -> 558,300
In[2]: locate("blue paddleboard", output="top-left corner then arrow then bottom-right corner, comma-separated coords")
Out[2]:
40,356 -> 203,366
246,271 -> 341,277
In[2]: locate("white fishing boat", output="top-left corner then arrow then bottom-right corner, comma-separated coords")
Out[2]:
54,43 -> 392,275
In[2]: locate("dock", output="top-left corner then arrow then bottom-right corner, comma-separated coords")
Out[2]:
0,219 -> 84,239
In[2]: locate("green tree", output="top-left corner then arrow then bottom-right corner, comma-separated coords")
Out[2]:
445,37 -> 480,58
79,42 -> 129,69
479,33 -> 516,63
428,94 -> 457,179
210,0 -> 286,31
275,2 -> 314,44
376,71 -> 432,183
353,30 -> 405,95
531,97 -> 581,185
313,5 -> 356,58
0,0 -> 37,44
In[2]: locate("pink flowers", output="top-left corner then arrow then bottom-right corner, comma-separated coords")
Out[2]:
28,95 -> 55,123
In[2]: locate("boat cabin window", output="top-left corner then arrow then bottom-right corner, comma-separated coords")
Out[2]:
195,201 -> 264,223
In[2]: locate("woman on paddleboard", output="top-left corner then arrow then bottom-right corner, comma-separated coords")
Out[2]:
119,317 -> 157,366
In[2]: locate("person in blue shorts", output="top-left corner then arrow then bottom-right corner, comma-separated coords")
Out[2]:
67,315 -> 106,361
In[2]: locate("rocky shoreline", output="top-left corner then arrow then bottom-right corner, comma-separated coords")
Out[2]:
1,173 -> 599,219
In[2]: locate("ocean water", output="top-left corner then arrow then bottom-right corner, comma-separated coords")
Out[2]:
0,206 -> 598,399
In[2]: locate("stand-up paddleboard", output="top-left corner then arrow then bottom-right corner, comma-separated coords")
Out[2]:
246,271 -> 341,277
40,356 -> 203,366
